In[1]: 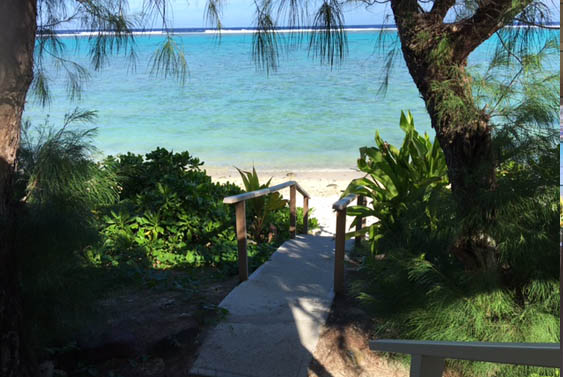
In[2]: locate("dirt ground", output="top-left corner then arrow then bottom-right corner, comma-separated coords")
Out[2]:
44,257 -> 415,377
307,264 -> 408,377
44,271 -> 239,377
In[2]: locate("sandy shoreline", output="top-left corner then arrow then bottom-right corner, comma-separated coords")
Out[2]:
205,166 -> 366,197
205,166 -> 368,236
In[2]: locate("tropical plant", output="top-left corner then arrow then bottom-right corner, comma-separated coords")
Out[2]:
344,111 -> 449,253
349,114 -> 559,377
14,112 -> 121,354
92,152 -> 315,270
95,148 -> 243,268
0,0 -> 558,373
236,166 -> 288,243
16,109 -> 118,208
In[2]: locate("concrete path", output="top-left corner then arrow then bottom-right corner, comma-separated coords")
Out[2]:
190,235 -> 344,377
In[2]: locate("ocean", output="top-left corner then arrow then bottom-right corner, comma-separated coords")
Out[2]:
23,28 -> 560,170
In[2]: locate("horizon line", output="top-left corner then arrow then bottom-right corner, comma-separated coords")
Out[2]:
48,22 -> 560,34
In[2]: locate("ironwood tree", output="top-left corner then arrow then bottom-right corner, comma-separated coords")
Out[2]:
0,0 -> 557,375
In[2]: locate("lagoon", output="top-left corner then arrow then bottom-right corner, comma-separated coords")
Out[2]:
23,29 -> 560,169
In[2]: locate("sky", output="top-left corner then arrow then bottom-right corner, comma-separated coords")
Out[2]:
126,0 -> 560,28
127,0 -> 396,28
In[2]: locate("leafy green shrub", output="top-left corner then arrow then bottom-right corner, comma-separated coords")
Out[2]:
15,115 -> 319,353
15,111 -> 124,347
348,112 -> 559,377
93,148 -> 243,268
272,207 -> 319,240
236,166 -> 287,243
344,111 -> 450,254
16,110 -> 118,208
93,149 -> 317,269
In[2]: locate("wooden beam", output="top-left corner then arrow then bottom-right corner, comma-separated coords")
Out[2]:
333,194 -> 357,211
293,182 -> 311,199
410,355 -> 445,377
334,208 -> 347,294
289,185 -> 296,238
235,201 -> 248,282
224,180 -> 310,204
370,340 -> 560,368
303,196 -> 309,234
355,195 -> 365,248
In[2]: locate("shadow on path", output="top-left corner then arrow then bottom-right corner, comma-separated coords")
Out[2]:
189,235 -> 344,377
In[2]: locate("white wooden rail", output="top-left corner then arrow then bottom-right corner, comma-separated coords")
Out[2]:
370,339 -> 561,377
224,181 -> 310,282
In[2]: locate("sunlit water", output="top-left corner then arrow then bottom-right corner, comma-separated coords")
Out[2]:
24,29 -> 560,169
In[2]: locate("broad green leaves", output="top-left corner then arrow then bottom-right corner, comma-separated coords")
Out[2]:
236,166 -> 288,242
344,111 -> 449,253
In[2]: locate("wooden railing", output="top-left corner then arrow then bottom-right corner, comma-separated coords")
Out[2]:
332,193 -> 365,294
370,339 -> 560,377
224,181 -> 311,282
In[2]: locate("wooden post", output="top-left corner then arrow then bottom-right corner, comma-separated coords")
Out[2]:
355,195 -> 365,248
303,196 -> 309,234
289,185 -> 296,239
410,355 -> 445,377
235,201 -> 248,282
334,208 -> 346,294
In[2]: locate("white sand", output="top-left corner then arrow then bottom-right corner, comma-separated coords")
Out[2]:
206,166 -> 368,236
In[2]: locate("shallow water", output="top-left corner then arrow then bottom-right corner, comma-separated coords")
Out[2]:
24,29 -> 560,169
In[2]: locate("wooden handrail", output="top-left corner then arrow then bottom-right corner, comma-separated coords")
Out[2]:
224,181 -> 310,204
370,339 -> 560,376
332,192 -> 366,294
224,181 -> 310,282
332,193 -> 357,211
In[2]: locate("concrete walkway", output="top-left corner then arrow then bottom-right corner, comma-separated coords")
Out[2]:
190,235 -> 343,377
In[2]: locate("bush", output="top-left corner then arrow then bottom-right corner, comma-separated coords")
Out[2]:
347,112 -> 559,377
344,111 -> 450,255
93,148 -> 241,268
15,111 -> 122,347
15,115 -> 318,350
92,148 -> 317,269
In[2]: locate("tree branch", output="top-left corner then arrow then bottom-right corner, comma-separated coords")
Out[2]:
430,0 -> 455,20
450,0 -> 534,62
390,0 -> 420,20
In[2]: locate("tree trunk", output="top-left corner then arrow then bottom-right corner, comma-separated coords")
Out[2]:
0,1 -> 37,376
391,9 -> 499,270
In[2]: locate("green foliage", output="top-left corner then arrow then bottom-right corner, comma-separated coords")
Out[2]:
490,141 -> 559,288
93,152 -> 316,269
15,112 -> 124,347
471,33 -> 559,134
94,148 -> 242,268
236,166 -> 287,243
16,109 -> 118,208
149,36 -> 188,85
16,126 -> 319,351
272,207 -> 319,240
348,114 -> 559,377
344,111 -> 449,254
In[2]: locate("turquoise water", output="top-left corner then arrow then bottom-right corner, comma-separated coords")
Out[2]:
24,30 -> 560,169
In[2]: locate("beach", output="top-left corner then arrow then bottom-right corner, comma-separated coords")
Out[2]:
22,29 -> 559,229
207,166 -> 369,235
